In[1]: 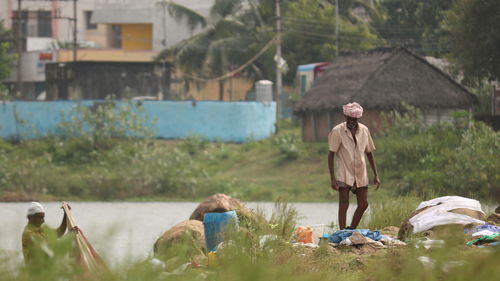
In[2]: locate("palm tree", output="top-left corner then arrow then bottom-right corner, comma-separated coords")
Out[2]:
157,0 -> 263,101
326,0 -> 385,25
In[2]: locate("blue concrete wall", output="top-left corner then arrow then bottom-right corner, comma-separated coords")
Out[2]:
0,101 -> 276,142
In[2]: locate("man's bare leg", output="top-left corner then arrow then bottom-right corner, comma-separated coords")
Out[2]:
349,187 -> 369,229
338,187 -> 350,230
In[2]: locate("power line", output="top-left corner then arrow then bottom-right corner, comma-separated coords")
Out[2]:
181,37 -> 276,82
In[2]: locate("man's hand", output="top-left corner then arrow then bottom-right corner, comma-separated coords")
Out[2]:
331,180 -> 339,191
61,201 -> 71,210
374,176 -> 381,191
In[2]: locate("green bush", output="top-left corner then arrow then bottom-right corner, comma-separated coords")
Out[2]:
178,135 -> 208,155
377,104 -> 499,200
57,100 -> 156,147
272,132 -> 301,160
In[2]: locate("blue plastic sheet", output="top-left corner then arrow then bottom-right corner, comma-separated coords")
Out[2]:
328,229 -> 382,244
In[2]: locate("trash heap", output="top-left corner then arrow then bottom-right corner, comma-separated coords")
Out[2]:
151,194 -> 499,275
396,196 -> 500,248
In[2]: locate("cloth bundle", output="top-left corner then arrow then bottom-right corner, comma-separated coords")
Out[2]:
328,229 -> 382,244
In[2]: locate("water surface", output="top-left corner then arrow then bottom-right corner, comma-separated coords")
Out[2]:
0,201 -> 355,266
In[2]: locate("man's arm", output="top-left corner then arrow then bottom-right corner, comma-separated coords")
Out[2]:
365,152 -> 381,190
56,211 -> 68,237
328,151 -> 339,190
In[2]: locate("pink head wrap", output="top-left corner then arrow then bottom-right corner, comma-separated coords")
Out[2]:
342,102 -> 363,118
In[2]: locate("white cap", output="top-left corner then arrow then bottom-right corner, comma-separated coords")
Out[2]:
27,202 -> 45,216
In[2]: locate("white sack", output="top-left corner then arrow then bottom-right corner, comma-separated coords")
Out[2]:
410,196 -> 485,233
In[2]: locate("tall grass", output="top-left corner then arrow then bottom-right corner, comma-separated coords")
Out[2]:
361,196 -> 421,230
2,202 -> 499,281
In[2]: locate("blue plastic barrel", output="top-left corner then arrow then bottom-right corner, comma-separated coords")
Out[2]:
203,210 -> 239,252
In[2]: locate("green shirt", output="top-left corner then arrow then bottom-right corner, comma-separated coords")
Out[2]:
21,223 -> 54,264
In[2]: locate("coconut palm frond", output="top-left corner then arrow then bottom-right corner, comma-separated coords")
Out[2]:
211,0 -> 244,19
213,18 -> 248,37
156,28 -> 213,62
167,1 -> 207,31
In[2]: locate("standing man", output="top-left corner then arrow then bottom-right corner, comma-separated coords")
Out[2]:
328,103 -> 380,230
22,202 -> 70,266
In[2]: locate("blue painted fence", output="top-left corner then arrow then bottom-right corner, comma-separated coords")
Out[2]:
0,101 -> 276,142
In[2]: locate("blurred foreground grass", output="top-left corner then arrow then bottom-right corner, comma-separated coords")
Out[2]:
1,200 -> 498,281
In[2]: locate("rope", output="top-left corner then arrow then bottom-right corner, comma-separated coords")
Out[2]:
182,37 -> 277,82
61,202 -> 107,273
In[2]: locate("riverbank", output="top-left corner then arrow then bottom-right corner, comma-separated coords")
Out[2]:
0,116 -> 498,203
2,198 -> 499,281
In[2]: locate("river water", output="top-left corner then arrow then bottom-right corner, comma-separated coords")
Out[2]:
0,202 -> 356,266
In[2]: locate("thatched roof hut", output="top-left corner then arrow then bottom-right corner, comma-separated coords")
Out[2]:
294,47 -> 478,141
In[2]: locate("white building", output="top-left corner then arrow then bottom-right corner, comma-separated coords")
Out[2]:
0,0 -> 214,99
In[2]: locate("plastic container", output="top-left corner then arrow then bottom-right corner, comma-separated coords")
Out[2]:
295,226 -> 313,244
207,251 -> 218,267
255,80 -> 273,102
203,210 -> 239,252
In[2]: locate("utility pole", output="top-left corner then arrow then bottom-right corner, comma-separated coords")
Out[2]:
335,0 -> 339,57
16,0 -> 22,97
73,0 -> 77,62
275,0 -> 282,120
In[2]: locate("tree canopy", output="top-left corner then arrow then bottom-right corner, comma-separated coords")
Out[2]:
0,20 -> 14,94
373,0 -> 454,56
443,0 -> 500,82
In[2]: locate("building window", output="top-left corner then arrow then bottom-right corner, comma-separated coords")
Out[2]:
12,10 -> 52,38
37,11 -> 52,37
85,11 -> 97,30
12,10 -> 28,37
110,24 -> 121,48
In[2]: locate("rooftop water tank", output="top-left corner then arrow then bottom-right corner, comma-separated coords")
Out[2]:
255,80 -> 273,102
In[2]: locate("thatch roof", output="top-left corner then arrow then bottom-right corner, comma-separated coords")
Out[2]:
295,47 -> 477,113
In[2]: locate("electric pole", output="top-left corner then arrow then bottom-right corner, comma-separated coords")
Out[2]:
275,0 -> 282,120
335,0 -> 339,57
16,0 -> 22,97
73,0 -> 77,62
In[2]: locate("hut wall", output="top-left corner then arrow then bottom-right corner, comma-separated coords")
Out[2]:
315,112 -> 330,141
301,110 -> 386,142
302,112 -> 316,142
422,109 -> 453,125
360,110 -> 385,134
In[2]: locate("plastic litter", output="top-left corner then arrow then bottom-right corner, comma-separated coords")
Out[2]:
291,242 -> 320,248
417,239 -> 445,249
207,252 -> 218,267
478,241 -> 500,248
149,258 -> 166,271
418,256 -> 464,272
464,224 -> 500,236
380,235 -> 407,246
466,233 -> 500,246
294,226 -> 313,244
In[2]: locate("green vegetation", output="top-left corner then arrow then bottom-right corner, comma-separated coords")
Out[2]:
1,200 -> 498,281
0,19 -> 14,96
0,104 -> 498,203
443,0 -> 500,82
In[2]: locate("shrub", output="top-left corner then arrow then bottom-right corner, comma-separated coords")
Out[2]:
57,100 -> 156,147
272,132 -> 301,160
178,135 -> 208,155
